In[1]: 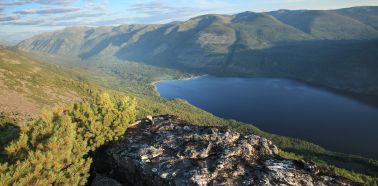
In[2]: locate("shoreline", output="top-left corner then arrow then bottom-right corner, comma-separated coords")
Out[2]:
154,74 -> 378,107
151,74 -> 207,95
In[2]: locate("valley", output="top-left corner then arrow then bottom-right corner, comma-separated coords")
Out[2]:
1,5 -> 378,185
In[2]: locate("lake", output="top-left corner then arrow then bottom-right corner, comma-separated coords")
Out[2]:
156,76 -> 378,159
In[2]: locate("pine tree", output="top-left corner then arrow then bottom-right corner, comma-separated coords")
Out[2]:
0,110 -> 91,185
0,92 -> 137,185
71,93 -> 136,150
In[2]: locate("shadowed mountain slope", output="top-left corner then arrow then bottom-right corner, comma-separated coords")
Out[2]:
17,6 -> 378,95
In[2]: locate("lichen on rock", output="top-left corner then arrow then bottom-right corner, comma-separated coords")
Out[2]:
93,115 -> 357,186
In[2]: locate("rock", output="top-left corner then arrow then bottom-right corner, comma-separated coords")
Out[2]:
94,115 -> 359,186
146,115 -> 154,124
160,172 -> 169,179
91,173 -> 122,186
128,120 -> 141,128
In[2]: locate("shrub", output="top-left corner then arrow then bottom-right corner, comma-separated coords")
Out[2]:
0,93 -> 136,185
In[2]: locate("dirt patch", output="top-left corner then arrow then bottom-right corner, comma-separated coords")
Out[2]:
0,81 -> 81,118
43,87 -> 81,104
0,86 -> 40,116
0,73 -> 39,116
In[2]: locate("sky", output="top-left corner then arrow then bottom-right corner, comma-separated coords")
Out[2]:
0,0 -> 378,43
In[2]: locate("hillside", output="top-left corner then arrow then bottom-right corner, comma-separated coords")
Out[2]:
16,6 -> 378,95
268,8 -> 378,39
0,41 -> 13,47
1,46 -> 378,184
18,7 -> 378,57
0,47 -> 87,117
335,6 -> 378,30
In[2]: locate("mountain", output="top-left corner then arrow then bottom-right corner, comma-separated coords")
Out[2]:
17,7 -> 378,58
16,12 -> 313,63
335,6 -> 378,30
17,6 -> 378,95
268,8 -> 378,39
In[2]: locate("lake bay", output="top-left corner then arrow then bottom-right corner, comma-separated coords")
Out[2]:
156,76 -> 378,159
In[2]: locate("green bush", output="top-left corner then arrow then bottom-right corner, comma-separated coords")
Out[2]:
71,93 -> 137,150
0,93 -> 136,185
0,116 -> 20,162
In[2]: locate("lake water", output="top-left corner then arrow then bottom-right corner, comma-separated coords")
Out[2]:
156,76 -> 378,159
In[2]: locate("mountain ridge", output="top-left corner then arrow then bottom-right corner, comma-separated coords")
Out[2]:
16,6 -> 378,95
18,6 -> 378,57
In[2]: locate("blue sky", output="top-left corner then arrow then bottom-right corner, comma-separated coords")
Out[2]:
0,0 -> 378,42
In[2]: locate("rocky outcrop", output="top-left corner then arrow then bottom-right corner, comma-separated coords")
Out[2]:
93,115 -> 357,186
91,173 -> 122,186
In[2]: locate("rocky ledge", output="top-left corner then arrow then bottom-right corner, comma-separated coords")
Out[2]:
92,115 -> 358,186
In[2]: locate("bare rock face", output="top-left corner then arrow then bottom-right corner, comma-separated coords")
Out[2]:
93,115 -> 357,186
91,173 -> 122,186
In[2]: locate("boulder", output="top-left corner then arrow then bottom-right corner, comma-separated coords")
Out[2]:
94,115 -> 358,186
91,173 -> 122,186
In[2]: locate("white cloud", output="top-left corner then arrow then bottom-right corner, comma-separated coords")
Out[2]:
0,0 -> 78,6
15,8 -> 80,14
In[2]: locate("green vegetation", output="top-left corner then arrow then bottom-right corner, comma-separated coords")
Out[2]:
0,115 -> 19,162
0,93 -> 136,185
71,93 -> 136,150
1,43 -> 378,185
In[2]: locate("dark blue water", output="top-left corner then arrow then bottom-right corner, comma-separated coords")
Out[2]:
156,76 -> 378,159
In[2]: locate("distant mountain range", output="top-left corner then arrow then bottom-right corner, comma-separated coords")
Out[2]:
17,6 -> 378,95
0,40 -> 14,47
